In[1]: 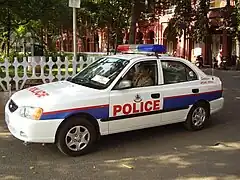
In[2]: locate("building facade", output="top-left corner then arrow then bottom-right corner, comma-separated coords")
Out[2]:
57,0 -> 236,65
136,0 -> 236,65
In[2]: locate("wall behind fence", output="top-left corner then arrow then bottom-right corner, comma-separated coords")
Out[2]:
0,56 -> 100,92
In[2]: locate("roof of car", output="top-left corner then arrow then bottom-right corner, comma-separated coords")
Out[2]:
105,53 -> 208,78
106,53 -> 172,61
106,53 -> 146,60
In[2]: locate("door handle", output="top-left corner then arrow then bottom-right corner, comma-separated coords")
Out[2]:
151,93 -> 160,99
192,89 -> 199,93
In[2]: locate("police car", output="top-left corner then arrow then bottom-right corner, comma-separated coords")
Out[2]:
4,44 -> 224,156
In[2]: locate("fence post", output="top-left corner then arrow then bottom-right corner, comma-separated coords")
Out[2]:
5,58 -> 10,92
13,57 -> 19,90
72,56 -> 77,76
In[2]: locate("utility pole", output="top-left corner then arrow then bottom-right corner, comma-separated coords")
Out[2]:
69,0 -> 81,60
73,7 -> 77,59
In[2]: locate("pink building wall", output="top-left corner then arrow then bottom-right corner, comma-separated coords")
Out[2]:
56,0 -> 235,65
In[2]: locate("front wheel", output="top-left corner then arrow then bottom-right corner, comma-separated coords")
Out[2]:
56,117 -> 97,156
184,102 -> 210,131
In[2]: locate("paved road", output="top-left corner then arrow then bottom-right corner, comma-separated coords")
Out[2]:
0,69 -> 240,180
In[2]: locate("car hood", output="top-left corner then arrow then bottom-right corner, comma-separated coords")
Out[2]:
10,81 -> 103,108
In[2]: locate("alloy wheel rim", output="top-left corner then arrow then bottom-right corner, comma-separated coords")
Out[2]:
192,107 -> 206,127
65,126 -> 90,151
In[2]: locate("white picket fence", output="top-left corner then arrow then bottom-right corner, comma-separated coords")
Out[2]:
0,56 -> 100,92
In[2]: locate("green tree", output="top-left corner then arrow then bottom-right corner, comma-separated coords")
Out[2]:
167,0 -> 213,61
0,0 -> 131,54
97,0 -> 131,49
192,0 -> 211,43
77,0 -> 131,51
233,0 -> 240,69
128,0 -> 172,44
193,0 -> 212,64
169,0 -> 194,38
0,0 -> 72,55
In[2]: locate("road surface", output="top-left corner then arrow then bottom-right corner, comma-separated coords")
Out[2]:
0,69 -> 240,180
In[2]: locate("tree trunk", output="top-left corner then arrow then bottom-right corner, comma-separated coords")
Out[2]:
79,26 -> 87,52
188,37 -> 192,61
183,28 -> 186,58
226,0 -> 230,6
40,26 -> 45,55
60,27 -> 64,51
107,27 -> 110,54
7,6 -> 10,57
129,0 -> 141,44
204,35 -> 212,66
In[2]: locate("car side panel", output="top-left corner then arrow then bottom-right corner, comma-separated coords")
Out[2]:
160,78 -> 223,124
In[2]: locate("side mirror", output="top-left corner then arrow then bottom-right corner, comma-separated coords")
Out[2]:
66,77 -> 72,81
188,71 -> 194,77
117,80 -> 132,89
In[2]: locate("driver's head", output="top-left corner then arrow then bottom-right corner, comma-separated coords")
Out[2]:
139,64 -> 151,76
127,67 -> 136,78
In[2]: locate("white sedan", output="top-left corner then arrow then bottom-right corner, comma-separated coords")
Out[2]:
5,44 -> 224,156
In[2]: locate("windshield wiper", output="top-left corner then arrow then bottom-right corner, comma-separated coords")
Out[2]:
71,77 -> 105,89
70,77 -> 88,84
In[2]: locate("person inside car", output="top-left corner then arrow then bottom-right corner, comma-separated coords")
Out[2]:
132,64 -> 154,87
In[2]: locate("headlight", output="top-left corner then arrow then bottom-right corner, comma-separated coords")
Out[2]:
19,106 -> 43,120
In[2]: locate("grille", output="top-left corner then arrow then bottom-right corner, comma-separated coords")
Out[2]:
9,100 -> 18,113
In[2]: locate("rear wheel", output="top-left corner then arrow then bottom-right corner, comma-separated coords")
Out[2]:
184,102 -> 210,131
56,117 -> 97,156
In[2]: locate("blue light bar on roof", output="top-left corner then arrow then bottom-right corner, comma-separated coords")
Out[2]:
137,44 -> 166,53
117,44 -> 167,53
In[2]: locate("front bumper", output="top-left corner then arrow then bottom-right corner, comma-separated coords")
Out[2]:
5,100 -> 64,143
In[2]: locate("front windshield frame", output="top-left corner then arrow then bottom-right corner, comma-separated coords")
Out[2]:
69,56 -> 130,90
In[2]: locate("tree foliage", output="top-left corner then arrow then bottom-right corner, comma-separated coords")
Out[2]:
231,0 -> 240,37
169,0 -> 239,44
192,0 -> 211,42
76,0 -> 131,50
0,0 -> 134,54
128,0 -> 172,44
0,0 -> 72,54
167,0 -> 211,43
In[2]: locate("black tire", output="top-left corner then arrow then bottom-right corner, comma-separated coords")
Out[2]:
56,117 -> 98,156
183,102 -> 210,131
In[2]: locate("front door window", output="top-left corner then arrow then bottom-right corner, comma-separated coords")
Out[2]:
115,60 -> 158,89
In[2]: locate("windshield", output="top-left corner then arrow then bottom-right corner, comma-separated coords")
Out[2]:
70,57 -> 130,89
